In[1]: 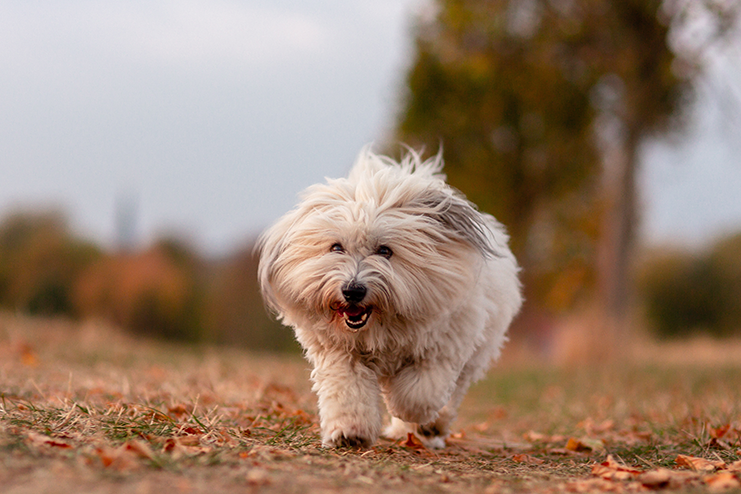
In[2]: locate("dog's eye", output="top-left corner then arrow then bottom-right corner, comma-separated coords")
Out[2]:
376,245 -> 393,259
330,243 -> 344,253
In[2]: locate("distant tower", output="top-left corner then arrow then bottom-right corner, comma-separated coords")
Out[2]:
115,192 -> 139,253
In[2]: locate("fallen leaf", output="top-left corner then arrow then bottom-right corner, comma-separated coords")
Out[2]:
524,430 -> 564,443
565,437 -> 605,453
167,404 -> 189,417
401,432 -> 426,450
592,454 -> 643,481
27,431 -> 73,449
524,431 -> 544,441
163,437 -> 210,459
705,471 -> 741,491
638,467 -> 700,490
566,478 -> 622,492
727,460 -> 741,472
676,454 -> 725,472
579,418 -> 615,434
512,453 -> 544,465
637,468 -> 673,488
548,448 -> 578,455
710,425 -> 731,439
94,445 -> 140,471
124,439 -> 157,461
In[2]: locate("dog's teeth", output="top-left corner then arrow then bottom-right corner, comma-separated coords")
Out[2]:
342,308 -> 370,330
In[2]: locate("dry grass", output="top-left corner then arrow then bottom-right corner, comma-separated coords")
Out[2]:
1,312 -> 740,493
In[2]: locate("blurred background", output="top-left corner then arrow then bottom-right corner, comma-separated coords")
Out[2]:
1,0 -> 740,356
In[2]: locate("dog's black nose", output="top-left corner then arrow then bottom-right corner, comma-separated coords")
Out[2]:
342,283 -> 367,304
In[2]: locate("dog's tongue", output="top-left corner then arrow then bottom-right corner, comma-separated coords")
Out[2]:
342,306 -> 365,317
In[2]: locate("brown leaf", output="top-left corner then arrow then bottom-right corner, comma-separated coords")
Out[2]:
705,471 -> 741,491
524,430 -> 548,442
565,437 -> 605,453
27,431 -> 73,449
124,439 -> 156,461
637,468 -> 673,488
591,455 -> 642,481
637,467 -> 700,490
727,460 -> 741,472
676,454 -> 725,472
94,445 -> 140,471
167,404 -> 189,417
512,453 -> 544,465
566,478 -> 621,492
524,430 -> 565,443
710,425 -> 731,439
401,432 -> 426,450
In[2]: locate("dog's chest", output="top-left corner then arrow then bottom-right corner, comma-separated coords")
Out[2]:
353,346 -> 417,378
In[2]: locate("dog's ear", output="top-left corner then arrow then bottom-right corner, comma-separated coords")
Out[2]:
255,220 -> 289,313
411,188 -> 501,258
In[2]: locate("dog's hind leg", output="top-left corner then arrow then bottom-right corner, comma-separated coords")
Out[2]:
413,340 -> 503,449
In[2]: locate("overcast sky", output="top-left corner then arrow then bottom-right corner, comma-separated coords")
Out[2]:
1,0 -> 740,255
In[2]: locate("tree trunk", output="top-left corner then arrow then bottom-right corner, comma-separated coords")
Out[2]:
596,126 -> 640,352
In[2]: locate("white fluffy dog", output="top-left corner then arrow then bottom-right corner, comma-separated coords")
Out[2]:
258,147 -> 522,449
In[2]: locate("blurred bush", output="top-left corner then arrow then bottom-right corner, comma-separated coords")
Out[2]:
638,233 -> 741,338
0,209 -> 296,351
201,248 -> 295,352
0,211 -> 101,316
74,239 -> 204,342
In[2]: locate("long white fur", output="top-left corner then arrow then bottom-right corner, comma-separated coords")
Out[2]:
258,146 -> 522,448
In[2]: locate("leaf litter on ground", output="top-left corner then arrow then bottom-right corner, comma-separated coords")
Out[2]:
1,312 -> 741,493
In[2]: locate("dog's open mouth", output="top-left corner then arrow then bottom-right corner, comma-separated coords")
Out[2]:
337,305 -> 372,331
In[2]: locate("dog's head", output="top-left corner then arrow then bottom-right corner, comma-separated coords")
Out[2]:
257,147 -> 502,334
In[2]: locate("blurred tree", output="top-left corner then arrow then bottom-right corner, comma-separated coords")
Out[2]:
394,0 -> 738,344
0,211 -> 101,316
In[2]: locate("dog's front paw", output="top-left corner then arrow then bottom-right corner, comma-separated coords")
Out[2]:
322,423 -> 376,449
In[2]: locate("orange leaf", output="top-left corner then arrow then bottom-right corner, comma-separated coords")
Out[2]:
523,430 -> 548,442
710,425 -> 731,439
676,454 -> 725,472
124,439 -> 156,461
512,454 -> 544,465
637,468 -> 673,488
94,445 -> 139,471
27,431 -> 72,449
705,471 -> 741,490
401,433 -> 426,450
565,437 -> 605,453
592,454 -> 642,481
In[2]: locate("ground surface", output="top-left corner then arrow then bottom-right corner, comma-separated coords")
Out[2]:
1,313 -> 741,493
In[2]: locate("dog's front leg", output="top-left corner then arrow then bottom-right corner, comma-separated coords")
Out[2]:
310,353 -> 382,448
380,360 -> 459,426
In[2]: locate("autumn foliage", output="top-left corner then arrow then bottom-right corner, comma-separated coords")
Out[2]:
0,210 -> 291,349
